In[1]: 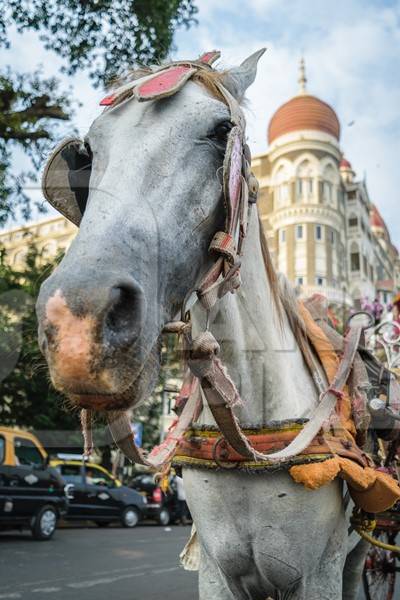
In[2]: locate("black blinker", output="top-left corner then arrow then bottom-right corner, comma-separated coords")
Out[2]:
61,144 -> 92,216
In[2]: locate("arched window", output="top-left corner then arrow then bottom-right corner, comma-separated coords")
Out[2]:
350,242 -> 360,272
41,241 -> 57,257
275,165 -> 290,208
296,160 -> 314,201
348,213 -> 358,228
322,164 -> 337,205
13,250 -> 26,265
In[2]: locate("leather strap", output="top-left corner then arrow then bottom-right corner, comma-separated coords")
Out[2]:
175,426 -> 369,468
100,322 -> 363,469
106,386 -> 202,469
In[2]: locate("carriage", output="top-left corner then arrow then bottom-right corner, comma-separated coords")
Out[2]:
357,318 -> 400,598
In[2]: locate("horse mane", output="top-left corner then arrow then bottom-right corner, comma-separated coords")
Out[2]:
191,70 -> 230,105
111,63 -> 308,355
258,214 -> 309,357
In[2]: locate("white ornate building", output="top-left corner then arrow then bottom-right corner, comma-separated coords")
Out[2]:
0,215 -> 77,267
253,59 -> 399,308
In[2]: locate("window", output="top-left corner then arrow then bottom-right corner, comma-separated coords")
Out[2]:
86,466 -> 115,487
350,252 -> 360,271
275,165 -> 290,207
363,255 -> 368,275
296,178 -> 303,198
315,225 -> 323,241
296,225 -> 303,240
347,190 -> 357,200
13,250 -> 26,265
330,230 -> 335,245
316,276 -> 324,286
323,182 -> 332,203
279,184 -> 289,205
280,229 -> 286,243
58,464 -> 83,485
348,216 -> 358,228
296,277 -> 304,286
297,160 -> 314,201
0,436 -> 4,464
369,264 -> 374,281
14,437 -> 44,467
296,177 -> 314,200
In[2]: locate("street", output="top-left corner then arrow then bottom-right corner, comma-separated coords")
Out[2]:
0,524 -> 197,600
1,524 -> 397,599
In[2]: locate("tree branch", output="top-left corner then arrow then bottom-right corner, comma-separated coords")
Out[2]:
2,129 -> 51,141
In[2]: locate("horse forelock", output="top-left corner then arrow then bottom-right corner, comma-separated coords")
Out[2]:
108,62 -> 241,108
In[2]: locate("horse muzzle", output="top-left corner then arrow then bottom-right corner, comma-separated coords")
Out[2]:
36,272 -> 149,404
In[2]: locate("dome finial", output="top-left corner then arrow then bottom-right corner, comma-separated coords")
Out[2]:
298,57 -> 307,94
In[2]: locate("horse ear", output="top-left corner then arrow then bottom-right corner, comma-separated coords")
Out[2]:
221,48 -> 266,101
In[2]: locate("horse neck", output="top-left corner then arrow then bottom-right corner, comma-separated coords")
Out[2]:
193,209 -> 319,427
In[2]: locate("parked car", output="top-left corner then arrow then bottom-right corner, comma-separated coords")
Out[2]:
130,472 -> 190,526
51,456 -> 146,527
0,427 -> 70,540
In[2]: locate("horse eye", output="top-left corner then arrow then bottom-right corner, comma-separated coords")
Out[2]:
209,121 -> 233,144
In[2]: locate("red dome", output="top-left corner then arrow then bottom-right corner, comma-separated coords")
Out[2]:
370,205 -> 387,231
268,94 -> 340,145
340,158 -> 352,169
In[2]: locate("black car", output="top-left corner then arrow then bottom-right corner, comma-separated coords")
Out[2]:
130,473 -> 190,526
52,458 -> 146,527
0,427 -> 69,540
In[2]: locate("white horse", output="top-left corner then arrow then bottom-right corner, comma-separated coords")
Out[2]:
36,51 -> 366,599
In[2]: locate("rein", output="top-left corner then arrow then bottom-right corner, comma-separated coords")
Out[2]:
80,51 -> 365,472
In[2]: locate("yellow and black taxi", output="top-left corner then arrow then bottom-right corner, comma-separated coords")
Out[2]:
51,455 -> 146,527
0,427 -> 69,540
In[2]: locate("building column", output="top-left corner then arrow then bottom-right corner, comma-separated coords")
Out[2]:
326,227 -> 333,285
306,223 -> 315,285
287,224 -> 295,281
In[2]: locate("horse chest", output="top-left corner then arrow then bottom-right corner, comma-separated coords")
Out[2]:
183,468 -> 346,593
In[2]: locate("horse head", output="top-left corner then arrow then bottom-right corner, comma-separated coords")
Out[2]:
36,50 -> 265,413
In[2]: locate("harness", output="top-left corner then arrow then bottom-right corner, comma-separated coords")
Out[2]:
41,51 -> 400,517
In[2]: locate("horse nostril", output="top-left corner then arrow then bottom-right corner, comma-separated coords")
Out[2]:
105,282 -> 144,348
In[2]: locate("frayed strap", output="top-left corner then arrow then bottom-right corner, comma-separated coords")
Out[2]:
106,382 -> 202,470
81,409 -> 93,458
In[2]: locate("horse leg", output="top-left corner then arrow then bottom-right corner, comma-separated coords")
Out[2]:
342,538 -> 369,600
281,517 -> 347,600
198,546 -> 236,600
199,545 -> 274,600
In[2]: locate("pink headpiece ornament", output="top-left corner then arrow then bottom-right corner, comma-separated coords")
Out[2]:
100,51 -> 221,107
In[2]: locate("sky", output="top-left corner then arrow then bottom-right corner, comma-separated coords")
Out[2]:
3,0 -> 400,245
